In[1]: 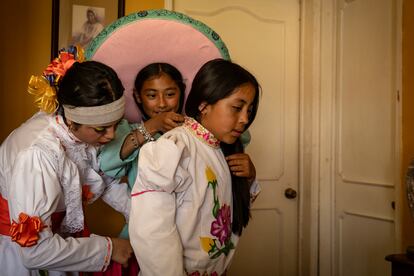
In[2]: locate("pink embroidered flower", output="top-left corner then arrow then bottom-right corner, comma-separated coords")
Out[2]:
211,204 -> 231,245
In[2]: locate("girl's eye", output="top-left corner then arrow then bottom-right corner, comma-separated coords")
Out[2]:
232,106 -> 242,111
166,91 -> 177,97
145,93 -> 156,99
248,106 -> 253,115
92,121 -> 120,134
93,127 -> 106,133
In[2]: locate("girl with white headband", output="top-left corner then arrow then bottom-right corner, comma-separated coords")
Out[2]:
0,46 -> 133,275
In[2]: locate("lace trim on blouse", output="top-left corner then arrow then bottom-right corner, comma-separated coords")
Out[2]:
51,115 -> 105,233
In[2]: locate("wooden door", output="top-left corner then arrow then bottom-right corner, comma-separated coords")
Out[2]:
320,0 -> 400,275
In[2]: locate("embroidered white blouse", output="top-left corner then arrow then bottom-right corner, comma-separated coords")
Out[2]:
0,112 -> 130,275
129,117 -> 260,276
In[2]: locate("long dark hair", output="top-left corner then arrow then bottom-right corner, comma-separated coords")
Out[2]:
185,59 -> 260,235
133,63 -> 186,121
57,60 -> 124,107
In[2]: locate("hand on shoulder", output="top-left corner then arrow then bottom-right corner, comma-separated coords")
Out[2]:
145,112 -> 184,134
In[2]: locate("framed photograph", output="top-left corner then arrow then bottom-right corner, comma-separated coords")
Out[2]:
51,0 -> 125,60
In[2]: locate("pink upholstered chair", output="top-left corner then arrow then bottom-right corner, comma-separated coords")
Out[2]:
86,9 -> 230,123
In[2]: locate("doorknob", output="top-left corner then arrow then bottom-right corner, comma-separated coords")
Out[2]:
284,188 -> 297,199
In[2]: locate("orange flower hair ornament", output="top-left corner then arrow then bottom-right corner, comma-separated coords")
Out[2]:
10,212 -> 46,247
28,45 -> 85,113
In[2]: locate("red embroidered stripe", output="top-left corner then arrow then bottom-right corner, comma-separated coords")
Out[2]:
131,190 -> 158,197
101,236 -> 111,271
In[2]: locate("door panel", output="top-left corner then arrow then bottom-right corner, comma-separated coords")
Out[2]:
335,0 -> 397,275
172,1 -> 300,275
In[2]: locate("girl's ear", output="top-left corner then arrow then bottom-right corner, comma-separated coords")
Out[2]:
133,88 -> 142,103
198,101 -> 208,113
66,119 -> 75,131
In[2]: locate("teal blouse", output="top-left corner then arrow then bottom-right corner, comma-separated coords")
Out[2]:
99,119 -> 160,191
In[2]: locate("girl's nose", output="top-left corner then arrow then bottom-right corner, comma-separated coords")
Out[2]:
103,125 -> 116,140
240,110 -> 249,124
158,95 -> 167,108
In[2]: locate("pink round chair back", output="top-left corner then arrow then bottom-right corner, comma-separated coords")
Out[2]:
86,9 -> 230,122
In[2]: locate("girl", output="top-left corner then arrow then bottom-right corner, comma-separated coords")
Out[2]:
99,62 -> 185,192
129,58 -> 260,275
0,46 -> 133,275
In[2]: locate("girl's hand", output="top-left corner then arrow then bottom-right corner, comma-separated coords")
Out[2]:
110,237 -> 133,267
145,112 -> 184,134
226,153 -> 256,182
121,112 -> 184,160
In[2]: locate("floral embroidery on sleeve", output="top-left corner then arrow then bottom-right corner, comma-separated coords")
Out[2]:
200,167 -> 234,259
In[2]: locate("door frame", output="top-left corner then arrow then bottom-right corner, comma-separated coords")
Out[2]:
165,1 -> 402,275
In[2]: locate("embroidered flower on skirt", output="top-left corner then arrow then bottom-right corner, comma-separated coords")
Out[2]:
211,204 -> 231,245
200,166 -> 235,258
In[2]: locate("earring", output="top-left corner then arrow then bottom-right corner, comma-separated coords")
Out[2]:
198,102 -> 207,112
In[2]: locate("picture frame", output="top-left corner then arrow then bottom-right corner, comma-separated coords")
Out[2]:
51,0 -> 125,60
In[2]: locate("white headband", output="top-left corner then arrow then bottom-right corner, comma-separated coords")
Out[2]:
63,95 -> 125,125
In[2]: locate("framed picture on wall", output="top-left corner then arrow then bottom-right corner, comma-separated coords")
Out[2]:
51,0 -> 125,60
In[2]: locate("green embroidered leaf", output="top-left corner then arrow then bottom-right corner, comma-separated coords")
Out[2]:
212,201 -> 220,218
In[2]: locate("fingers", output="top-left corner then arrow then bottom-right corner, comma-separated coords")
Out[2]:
122,247 -> 133,268
151,112 -> 184,132
168,113 -> 184,126
163,113 -> 184,131
227,160 -> 250,177
226,153 -> 256,179
110,237 -> 134,267
172,113 -> 184,123
225,153 -> 250,166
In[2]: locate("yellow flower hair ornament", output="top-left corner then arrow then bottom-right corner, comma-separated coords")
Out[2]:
28,45 -> 85,113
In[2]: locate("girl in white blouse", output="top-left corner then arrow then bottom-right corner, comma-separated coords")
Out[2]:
0,46 -> 133,275
129,58 -> 261,276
